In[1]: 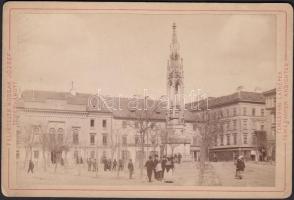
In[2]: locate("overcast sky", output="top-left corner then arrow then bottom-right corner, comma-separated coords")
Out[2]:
13,13 -> 276,99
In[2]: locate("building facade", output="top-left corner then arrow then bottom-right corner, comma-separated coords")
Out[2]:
187,91 -> 268,161
263,89 -> 276,161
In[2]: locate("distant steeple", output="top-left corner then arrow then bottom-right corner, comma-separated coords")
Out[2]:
70,81 -> 76,96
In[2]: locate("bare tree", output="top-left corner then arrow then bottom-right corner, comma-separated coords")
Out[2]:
126,96 -> 165,178
192,101 -> 222,184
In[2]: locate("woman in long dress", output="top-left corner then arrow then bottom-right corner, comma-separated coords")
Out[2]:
164,157 -> 174,183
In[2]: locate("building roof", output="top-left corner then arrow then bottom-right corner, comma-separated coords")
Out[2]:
19,89 -> 267,121
19,90 -> 168,120
263,88 -> 276,96
186,91 -> 265,110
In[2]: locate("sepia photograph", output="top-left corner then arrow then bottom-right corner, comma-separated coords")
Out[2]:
1,2 -> 292,198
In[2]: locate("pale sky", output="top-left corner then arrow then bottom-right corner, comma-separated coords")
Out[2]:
13,13 -> 276,99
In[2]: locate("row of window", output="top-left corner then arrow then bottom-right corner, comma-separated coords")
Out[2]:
192,119 -> 264,131
215,133 -> 257,146
265,96 -> 276,108
88,134 -> 157,146
216,133 -> 238,146
90,119 -> 107,128
194,107 -> 265,120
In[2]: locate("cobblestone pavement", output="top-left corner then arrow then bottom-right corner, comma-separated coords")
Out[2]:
16,161 -> 200,187
210,161 -> 275,187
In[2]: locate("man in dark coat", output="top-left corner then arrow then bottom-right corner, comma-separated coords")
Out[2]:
178,153 -> 182,164
118,159 -> 124,171
112,159 -> 117,170
161,155 -> 167,179
27,159 -> 34,174
153,155 -> 159,180
87,158 -> 91,171
92,159 -> 97,172
127,159 -> 134,179
145,156 -> 154,182
103,158 -> 108,171
174,154 -> 178,164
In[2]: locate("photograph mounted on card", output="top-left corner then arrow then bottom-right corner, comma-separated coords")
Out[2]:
1,2 -> 292,198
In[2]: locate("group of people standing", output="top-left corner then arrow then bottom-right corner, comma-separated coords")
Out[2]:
86,158 -> 98,172
87,157 -> 125,172
145,155 -> 176,183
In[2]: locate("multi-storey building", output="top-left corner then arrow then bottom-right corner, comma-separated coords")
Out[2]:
263,89 -> 276,161
186,91 -> 267,161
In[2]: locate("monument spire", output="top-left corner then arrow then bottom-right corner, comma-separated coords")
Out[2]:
167,22 -> 184,125
170,22 -> 180,57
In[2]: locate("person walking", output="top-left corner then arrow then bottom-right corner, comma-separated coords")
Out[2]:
174,154 -> 178,164
103,158 -> 108,171
27,159 -> 34,174
235,155 -> 245,179
161,155 -> 167,179
144,156 -> 154,182
153,155 -> 159,180
127,159 -> 134,179
108,159 -> 112,171
112,159 -> 117,171
155,158 -> 163,181
118,159 -> 124,171
87,158 -> 91,171
178,153 -> 182,164
92,159 -> 97,172
164,157 -> 174,183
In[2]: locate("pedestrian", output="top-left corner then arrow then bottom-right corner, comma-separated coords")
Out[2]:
171,156 -> 175,171
103,158 -> 107,171
87,158 -> 91,171
109,159 -> 113,171
92,159 -> 97,172
118,159 -> 124,171
174,154 -> 178,164
235,155 -> 245,179
155,158 -> 163,181
164,157 -> 174,183
108,159 -> 112,171
178,153 -> 182,164
27,159 -> 34,174
153,155 -> 159,180
112,159 -> 117,170
127,159 -> 134,179
144,156 -> 154,182
80,157 -> 83,164
250,150 -> 256,161
161,155 -> 167,179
